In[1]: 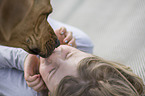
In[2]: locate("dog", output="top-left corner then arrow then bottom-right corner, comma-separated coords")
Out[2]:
0,0 -> 60,58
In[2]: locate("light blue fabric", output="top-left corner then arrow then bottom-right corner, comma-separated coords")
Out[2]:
0,46 -> 36,96
0,18 -> 94,96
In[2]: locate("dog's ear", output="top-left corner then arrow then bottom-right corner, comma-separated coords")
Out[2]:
0,0 -> 33,41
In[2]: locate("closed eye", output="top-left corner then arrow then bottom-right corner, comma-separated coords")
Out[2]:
49,67 -> 57,81
49,68 -> 56,74
66,52 -> 73,59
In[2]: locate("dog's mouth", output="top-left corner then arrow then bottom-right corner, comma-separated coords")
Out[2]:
29,45 -> 55,58
29,48 -> 41,55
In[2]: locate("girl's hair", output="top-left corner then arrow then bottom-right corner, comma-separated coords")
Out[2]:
55,56 -> 144,96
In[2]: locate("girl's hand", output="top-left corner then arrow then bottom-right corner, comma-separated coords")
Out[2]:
24,54 -> 46,92
55,27 -> 76,48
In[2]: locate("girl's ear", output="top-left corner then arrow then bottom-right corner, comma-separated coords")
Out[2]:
0,0 -> 33,41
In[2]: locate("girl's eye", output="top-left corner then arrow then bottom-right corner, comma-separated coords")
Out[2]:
49,68 -> 56,74
65,52 -> 70,59
66,52 -> 73,59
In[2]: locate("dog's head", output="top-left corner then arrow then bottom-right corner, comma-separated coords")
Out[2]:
0,0 -> 60,58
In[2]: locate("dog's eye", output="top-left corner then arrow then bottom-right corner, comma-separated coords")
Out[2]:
26,38 -> 30,44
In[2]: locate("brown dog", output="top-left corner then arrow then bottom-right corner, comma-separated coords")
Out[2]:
0,0 -> 60,58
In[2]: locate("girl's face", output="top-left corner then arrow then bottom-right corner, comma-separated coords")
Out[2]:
40,45 -> 93,94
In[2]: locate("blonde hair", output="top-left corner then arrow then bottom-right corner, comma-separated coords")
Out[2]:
55,56 -> 144,96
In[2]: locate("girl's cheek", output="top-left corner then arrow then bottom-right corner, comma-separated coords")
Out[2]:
40,64 -> 48,77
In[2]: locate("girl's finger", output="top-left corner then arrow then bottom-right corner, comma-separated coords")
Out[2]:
59,27 -> 67,35
32,78 -> 45,92
36,84 -> 46,92
68,38 -> 76,48
55,27 -> 67,44
63,31 -> 73,43
26,75 -> 41,87
25,74 -> 40,82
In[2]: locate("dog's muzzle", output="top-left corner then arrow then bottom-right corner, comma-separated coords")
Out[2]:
29,39 -> 60,58
40,39 -> 60,58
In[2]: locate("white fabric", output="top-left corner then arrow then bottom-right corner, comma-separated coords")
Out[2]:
0,18 -> 94,96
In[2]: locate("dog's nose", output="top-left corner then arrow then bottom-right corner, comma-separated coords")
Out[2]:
55,39 -> 60,48
30,48 -> 40,55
